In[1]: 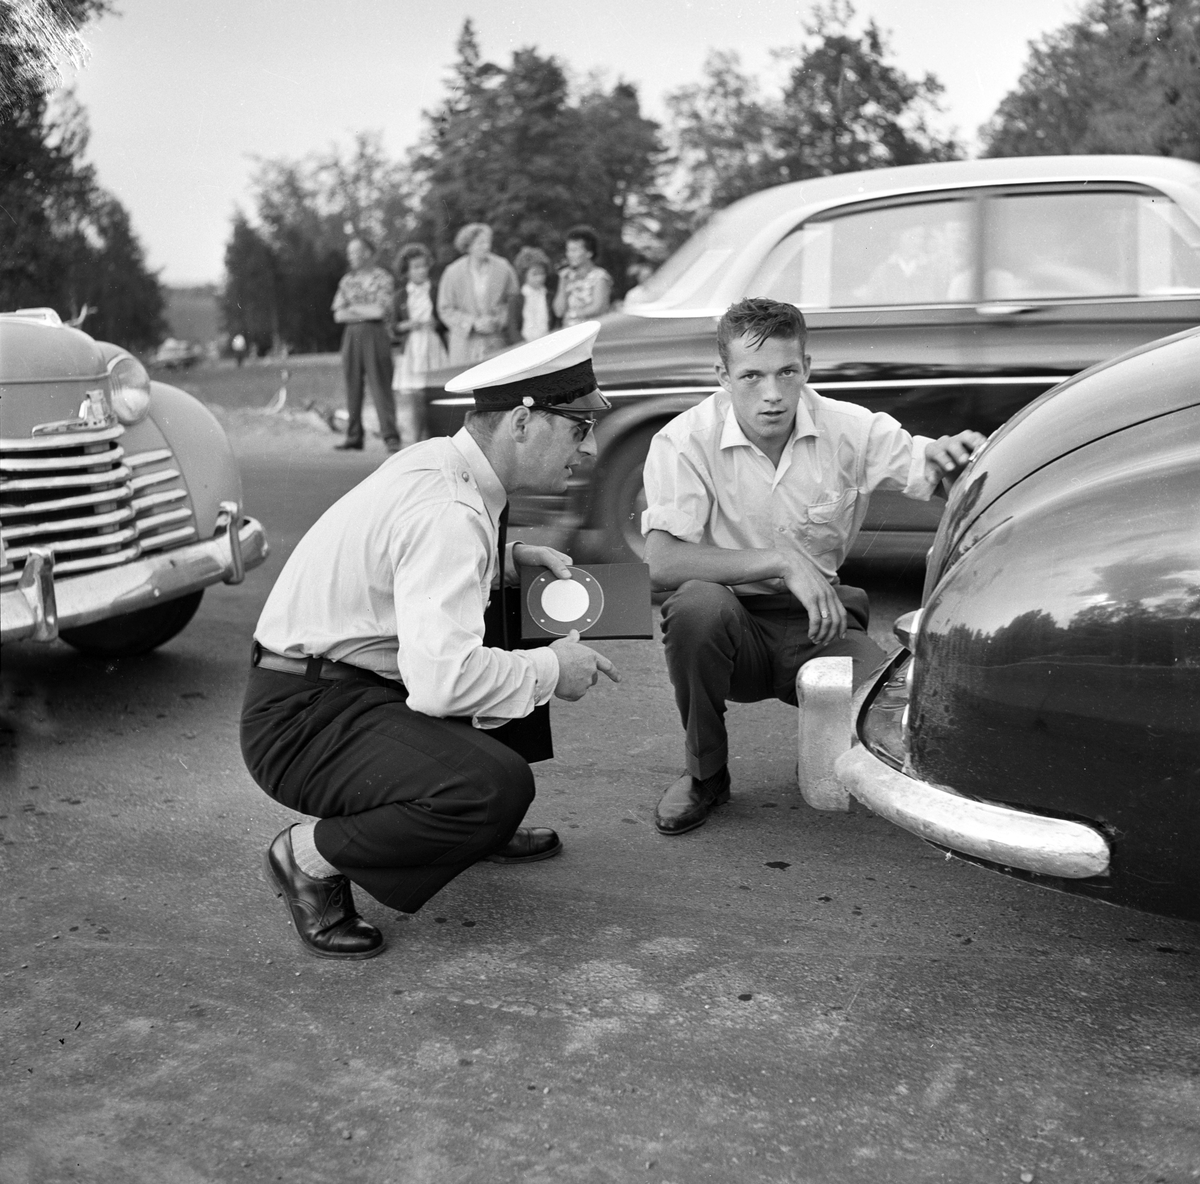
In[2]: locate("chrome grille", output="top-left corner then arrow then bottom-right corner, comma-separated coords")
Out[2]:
0,426 -> 197,587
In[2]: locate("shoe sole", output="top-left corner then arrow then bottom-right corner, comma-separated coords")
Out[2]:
654,787 -> 731,836
482,839 -> 564,864
263,852 -> 386,961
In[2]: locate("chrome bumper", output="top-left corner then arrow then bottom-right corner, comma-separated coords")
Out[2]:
835,743 -> 1110,879
1,501 -> 268,644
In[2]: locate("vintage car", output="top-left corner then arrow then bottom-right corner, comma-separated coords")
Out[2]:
835,327 -> 1200,923
151,337 -> 204,371
0,309 -> 268,656
425,154 -> 1200,564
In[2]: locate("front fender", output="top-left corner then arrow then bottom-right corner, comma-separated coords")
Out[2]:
147,381 -> 243,538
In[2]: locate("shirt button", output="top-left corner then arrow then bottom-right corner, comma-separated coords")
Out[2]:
777,526 -> 786,533
461,471 -> 470,481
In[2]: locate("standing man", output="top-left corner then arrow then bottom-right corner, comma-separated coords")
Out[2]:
242,322 -> 618,959
332,235 -> 400,453
642,298 -> 984,835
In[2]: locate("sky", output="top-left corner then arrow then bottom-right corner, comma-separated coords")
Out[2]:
65,0 -> 1085,286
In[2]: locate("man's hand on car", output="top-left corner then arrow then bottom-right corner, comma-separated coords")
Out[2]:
781,551 -> 846,645
926,431 -> 987,481
550,629 -> 620,700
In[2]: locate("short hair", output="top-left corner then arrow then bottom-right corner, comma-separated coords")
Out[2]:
394,242 -> 433,275
454,222 -> 491,254
513,245 -> 551,282
564,224 -> 600,261
716,298 -> 807,367
348,233 -> 376,255
465,406 -> 558,441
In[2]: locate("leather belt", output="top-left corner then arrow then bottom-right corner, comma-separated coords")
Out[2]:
250,642 -> 368,682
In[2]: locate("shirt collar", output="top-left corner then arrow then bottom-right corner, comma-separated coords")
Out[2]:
452,427 -> 507,528
717,387 -> 821,454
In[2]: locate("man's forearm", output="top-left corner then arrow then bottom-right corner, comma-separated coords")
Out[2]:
644,530 -> 788,592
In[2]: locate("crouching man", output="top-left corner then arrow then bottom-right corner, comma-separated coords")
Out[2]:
242,322 -> 619,958
642,298 -> 983,835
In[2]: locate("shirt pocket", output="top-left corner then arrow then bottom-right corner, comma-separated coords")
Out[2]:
799,489 -> 857,556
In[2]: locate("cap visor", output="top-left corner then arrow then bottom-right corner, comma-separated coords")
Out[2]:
556,387 -> 611,412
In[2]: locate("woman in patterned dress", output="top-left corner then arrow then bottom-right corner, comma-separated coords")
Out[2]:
553,225 -> 613,328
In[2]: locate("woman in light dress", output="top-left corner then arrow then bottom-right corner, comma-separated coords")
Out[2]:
392,243 -> 448,448
436,223 -> 519,366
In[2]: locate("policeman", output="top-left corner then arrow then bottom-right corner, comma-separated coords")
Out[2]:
242,322 -> 618,959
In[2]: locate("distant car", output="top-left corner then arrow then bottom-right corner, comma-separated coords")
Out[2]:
0,309 -> 268,656
152,337 -> 203,370
425,155 -> 1200,564
837,327 -> 1200,922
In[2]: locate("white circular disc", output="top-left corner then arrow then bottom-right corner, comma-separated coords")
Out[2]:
540,578 -> 591,622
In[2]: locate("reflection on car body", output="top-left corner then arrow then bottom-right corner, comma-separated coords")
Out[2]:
424,155 -> 1200,565
0,308 -> 268,656
837,327 -> 1200,922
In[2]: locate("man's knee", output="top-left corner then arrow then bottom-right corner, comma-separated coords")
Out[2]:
661,580 -> 739,642
477,741 -> 536,828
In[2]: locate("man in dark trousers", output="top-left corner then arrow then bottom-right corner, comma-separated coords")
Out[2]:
242,322 -> 618,959
642,298 -> 984,835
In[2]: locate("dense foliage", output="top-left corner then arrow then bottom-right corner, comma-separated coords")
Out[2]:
667,2 -> 961,229
982,0 -> 1200,161
1,1 -> 164,350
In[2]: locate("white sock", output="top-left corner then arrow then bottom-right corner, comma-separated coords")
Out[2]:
290,823 -> 339,879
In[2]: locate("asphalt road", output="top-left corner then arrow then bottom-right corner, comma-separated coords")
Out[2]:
2,412 -> 1198,1184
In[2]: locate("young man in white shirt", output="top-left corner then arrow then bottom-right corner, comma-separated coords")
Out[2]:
243,323 -> 619,959
642,298 -> 984,836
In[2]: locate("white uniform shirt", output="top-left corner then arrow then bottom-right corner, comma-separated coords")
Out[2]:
255,428 -> 559,727
641,387 -> 940,594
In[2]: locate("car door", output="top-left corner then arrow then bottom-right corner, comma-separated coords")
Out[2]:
972,182 -> 1200,382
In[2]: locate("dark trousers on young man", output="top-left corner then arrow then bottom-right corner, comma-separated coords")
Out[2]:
660,580 -> 886,780
340,321 -> 398,448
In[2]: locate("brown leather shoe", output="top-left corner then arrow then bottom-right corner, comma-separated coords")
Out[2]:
264,828 -> 384,959
654,769 -> 731,835
483,826 -> 563,864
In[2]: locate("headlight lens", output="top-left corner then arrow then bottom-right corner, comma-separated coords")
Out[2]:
108,355 -> 151,424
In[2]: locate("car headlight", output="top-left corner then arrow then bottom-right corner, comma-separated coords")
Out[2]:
107,354 -> 151,424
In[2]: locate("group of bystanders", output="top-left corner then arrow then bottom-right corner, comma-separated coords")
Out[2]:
331,222 -> 613,452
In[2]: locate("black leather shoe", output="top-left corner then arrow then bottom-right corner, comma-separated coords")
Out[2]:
654,770 -> 731,835
264,828 -> 384,959
483,826 -> 563,864
334,440 -> 364,451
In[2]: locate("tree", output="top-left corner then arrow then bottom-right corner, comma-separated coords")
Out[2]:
0,90 -> 165,349
221,212 -> 278,355
409,24 -> 667,291
665,2 -> 961,228
982,0 -> 1200,161
0,0 -> 111,123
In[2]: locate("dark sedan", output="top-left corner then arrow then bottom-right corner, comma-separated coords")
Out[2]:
425,155 -> 1200,564
837,327 -> 1200,922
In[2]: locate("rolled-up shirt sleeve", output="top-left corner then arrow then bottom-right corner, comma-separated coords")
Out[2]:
641,429 -> 713,543
861,412 -> 939,501
393,499 -> 558,724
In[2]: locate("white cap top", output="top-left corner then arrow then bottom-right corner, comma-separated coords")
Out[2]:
444,321 -> 602,394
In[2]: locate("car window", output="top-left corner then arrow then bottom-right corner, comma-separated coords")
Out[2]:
751,199 -> 976,309
984,190 -> 1200,300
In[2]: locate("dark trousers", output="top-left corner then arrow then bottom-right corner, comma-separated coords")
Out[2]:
241,667 -> 537,913
340,321 -> 397,447
660,580 -> 886,781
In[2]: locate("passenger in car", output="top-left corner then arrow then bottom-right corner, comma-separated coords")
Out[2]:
242,323 -> 618,960
641,297 -> 984,836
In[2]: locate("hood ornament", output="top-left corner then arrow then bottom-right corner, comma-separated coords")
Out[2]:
31,388 -> 117,436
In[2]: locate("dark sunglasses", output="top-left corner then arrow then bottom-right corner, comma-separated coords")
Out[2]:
539,407 -> 596,442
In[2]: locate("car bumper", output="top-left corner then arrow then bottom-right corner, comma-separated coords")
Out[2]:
834,650 -> 1110,880
1,502 -> 268,644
